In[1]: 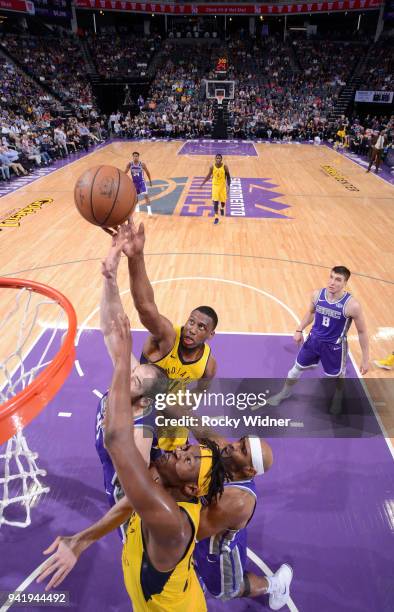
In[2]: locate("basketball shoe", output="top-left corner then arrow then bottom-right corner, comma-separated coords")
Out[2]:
374,353 -> 394,370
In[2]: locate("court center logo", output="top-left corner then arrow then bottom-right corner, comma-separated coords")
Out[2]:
142,177 -> 188,214
181,177 -> 290,219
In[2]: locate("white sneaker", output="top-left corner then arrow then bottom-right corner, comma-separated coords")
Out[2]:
269,564 -> 293,610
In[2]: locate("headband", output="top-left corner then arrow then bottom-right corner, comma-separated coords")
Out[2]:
197,445 -> 213,496
248,437 -> 264,475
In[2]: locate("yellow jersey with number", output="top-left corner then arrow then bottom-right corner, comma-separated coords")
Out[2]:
212,164 -> 227,202
122,499 -> 207,612
142,326 -> 211,450
152,326 -> 211,388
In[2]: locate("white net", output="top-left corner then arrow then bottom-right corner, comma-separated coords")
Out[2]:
0,285 -> 67,528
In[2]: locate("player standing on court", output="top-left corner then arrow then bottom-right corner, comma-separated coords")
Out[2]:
200,154 -> 231,225
268,266 -> 369,413
125,151 -> 153,216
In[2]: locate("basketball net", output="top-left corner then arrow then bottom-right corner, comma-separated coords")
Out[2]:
216,95 -> 224,107
0,280 -> 76,528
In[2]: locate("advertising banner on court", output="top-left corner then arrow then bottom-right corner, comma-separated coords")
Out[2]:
355,90 -> 394,104
74,0 -> 383,15
0,0 -> 34,13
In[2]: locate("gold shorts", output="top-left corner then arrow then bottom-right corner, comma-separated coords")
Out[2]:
212,186 -> 227,203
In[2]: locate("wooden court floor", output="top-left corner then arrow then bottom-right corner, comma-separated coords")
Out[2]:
0,140 -> 393,437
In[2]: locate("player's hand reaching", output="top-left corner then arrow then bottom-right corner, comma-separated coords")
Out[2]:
121,219 -> 145,259
101,225 -> 127,280
36,535 -> 84,591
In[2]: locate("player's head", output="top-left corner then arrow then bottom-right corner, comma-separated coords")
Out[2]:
181,306 -> 218,349
328,266 -> 351,294
154,439 -> 226,503
220,437 -> 273,481
215,154 -> 223,166
132,151 -> 140,162
130,363 -> 168,408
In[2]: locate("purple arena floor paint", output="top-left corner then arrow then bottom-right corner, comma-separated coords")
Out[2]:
0,330 -> 393,611
178,141 -> 258,157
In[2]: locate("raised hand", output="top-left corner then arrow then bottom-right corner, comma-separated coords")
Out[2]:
121,219 -> 145,259
109,312 -> 132,363
101,225 -> 128,280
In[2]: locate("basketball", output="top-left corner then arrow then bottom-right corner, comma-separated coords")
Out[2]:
74,165 -> 137,227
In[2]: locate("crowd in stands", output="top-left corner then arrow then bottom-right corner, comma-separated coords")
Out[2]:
0,56 -> 62,118
124,36 -> 368,141
337,113 -> 393,158
0,112 -> 107,182
0,57 -> 105,183
86,33 -> 162,79
1,28 -> 393,184
0,33 -> 93,109
359,38 -> 393,91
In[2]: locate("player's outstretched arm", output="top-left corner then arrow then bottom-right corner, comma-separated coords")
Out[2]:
124,162 -> 131,174
37,497 -> 133,591
200,166 -> 213,187
346,299 -> 369,374
104,314 -> 191,562
122,221 -> 175,349
100,226 -> 139,367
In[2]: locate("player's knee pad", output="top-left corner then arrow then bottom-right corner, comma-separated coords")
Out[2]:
288,364 -> 302,380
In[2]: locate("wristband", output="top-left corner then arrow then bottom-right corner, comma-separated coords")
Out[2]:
296,330 -> 303,333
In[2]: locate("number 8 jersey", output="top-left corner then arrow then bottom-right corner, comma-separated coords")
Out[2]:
312,288 -> 353,344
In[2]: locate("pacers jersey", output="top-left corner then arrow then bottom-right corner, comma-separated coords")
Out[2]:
312,288 -> 352,344
122,500 -> 207,612
141,326 -> 211,392
141,326 -> 211,450
212,164 -> 226,188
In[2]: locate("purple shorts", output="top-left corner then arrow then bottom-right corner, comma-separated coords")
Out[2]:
194,529 -> 247,600
296,333 -> 347,377
132,177 -> 147,196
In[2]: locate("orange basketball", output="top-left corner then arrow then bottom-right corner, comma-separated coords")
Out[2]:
74,165 -> 137,227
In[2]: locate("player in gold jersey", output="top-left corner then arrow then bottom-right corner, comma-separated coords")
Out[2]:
122,220 -> 218,390
97,312 -> 226,611
200,153 -> 231,224
121,220 -> 218,449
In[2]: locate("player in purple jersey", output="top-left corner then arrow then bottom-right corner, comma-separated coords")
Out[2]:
124,151 -> 153,215
268,266 -> 369,412
97,226 -> 167,522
